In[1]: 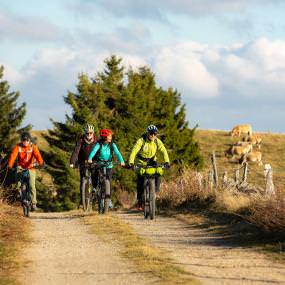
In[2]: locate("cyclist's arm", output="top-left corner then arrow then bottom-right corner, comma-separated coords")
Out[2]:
33,145 -> 44,166
70,139 -> 82,165
128,138 -> 144,164
88,143 -> 100,161
7,145 -> 19,169
112,143 -> 124,163
157,139 -> 170,163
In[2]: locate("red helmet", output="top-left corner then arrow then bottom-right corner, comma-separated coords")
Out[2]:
100,128 -> 113,138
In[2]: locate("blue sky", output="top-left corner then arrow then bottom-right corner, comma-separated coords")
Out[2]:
1,0 -> 285,132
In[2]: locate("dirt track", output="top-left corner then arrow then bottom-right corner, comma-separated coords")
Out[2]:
116,211 -> 285,285
18,212 -> 152,285
18,210 -> 285,285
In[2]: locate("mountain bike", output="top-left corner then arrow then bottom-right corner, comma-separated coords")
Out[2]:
80,163 -> 96,212
95,162 -> 113,214
18,165 -> 42,217
133,164 -> 166,220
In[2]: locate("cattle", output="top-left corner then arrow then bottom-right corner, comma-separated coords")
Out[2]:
226,143 -> 252,160
230,124 -> 252,137
240,151 -> 263,166
243,135 -> 262,149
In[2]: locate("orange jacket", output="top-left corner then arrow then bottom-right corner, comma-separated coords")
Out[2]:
8,143 -> 44,169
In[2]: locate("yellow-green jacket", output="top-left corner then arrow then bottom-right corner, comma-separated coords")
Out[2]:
129,136 -> 170,165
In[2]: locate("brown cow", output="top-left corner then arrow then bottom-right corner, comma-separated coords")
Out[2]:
243,135 -> 262,149
227,143 -> 252,160
240,151 -> 262,166
230,124 -> 252,137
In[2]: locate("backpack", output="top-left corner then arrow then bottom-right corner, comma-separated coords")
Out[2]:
18,142 -> 33,162
94,139 -> 114,162
138,134 -> 158,163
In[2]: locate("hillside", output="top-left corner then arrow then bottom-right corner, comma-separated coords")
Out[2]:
32,129 -> 285,191
196,129 -> 285,191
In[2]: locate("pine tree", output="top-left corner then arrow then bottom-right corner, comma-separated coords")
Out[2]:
0,66 -> 27,153
45,55 -> 203,210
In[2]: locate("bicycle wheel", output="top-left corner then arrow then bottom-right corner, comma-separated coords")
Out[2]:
143,179 -> 150,219
21,184 -> 30,217
103,180 -> 111,214
82,178 -> 91,211
149,178 -> 156,220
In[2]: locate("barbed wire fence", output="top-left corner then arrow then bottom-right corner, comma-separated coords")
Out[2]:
203,151 -> 275,197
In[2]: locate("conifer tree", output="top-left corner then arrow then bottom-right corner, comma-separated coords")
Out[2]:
0,66 -> 27,153
45,55 -> 203,210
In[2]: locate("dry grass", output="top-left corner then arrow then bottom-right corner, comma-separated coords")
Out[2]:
196,129 -> 285,190
157,168 -> 285,235
84,214 -> 200,285
0,204 -> 29,285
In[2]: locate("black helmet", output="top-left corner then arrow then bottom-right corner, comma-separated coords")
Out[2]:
21,132 -> 32,141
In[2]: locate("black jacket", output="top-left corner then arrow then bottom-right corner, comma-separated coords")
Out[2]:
70,135 -> 97,165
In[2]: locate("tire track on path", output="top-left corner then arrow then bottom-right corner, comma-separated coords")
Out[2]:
116,210 -> 285,285
18,212 -> 152,285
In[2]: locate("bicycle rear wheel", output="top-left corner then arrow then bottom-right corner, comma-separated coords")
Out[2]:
82,178 -> 91,211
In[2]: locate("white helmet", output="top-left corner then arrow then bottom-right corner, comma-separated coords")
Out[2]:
146,124 -> 158,134
84,124 -> 94,134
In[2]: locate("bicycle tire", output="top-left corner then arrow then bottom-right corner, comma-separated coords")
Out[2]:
82,178 -> 91,211
21,183 -> 30,217
149,178 -> 156,220
144,179 -> 150,219
103,180 -> 110,214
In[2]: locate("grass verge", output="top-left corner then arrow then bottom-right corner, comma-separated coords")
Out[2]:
84,214 -> 200,285
0,204 -> 29,285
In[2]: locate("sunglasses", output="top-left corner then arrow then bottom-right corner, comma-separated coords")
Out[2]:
148,132 -> 157,136
86,132 -> 93,135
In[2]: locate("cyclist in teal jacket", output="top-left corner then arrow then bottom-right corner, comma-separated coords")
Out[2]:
88,129 -> 125,204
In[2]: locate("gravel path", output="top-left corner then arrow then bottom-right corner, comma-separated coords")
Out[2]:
18,212 -> 152,285
116,211 -> 285,285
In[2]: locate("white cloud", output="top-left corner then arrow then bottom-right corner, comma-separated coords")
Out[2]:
0,10 -> 60,42
5,37 -> 285,130
153,43 -> 219,98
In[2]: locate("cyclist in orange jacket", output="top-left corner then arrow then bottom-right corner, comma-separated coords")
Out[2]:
8,132 -> 44,211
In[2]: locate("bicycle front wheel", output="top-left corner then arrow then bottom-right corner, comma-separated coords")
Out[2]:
82,178 -> 91,211
149,178 -> 156,220
103,180 -> 111,214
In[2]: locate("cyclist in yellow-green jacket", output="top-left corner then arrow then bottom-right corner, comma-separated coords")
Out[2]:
129,125 -> 170,210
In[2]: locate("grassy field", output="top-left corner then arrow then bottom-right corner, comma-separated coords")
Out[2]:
196,129 -> 285,191
32,129 -> 285,191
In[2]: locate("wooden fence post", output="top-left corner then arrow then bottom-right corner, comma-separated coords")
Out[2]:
196,172 -> 203,190
242,163 -> 248,183
211,151 -> 218,188
264,164 -> 275,196
234,168 -> 239,184
222,171 -> 227,190
208,169 -> 214,190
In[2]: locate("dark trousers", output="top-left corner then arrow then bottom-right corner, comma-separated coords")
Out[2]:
93,168 -> 112,198
137,175 -> 161,201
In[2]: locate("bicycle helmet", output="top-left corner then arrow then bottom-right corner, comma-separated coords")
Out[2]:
146,125 -> 158,134
84,124 -> 94,134
100,128 -> 113,138
21,132 -> 32,141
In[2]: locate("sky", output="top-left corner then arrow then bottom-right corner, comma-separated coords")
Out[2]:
1,0 -> 285,132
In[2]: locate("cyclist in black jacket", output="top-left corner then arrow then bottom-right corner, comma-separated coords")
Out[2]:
70,124 -> 97,204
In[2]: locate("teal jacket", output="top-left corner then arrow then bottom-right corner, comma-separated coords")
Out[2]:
88,142 -> 124,168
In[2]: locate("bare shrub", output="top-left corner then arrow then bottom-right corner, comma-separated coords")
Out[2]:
248,192 -> 285,233
157,169 -> 213,208
158,167 -> 285,234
